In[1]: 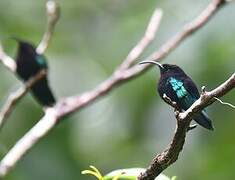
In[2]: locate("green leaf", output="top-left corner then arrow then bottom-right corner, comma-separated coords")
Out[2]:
81,165 -> 104,180
104,168 -> 171,180
82,166 -> 174,180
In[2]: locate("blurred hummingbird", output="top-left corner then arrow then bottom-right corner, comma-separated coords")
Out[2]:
139,61 -> 214,130
15,40 -> 56,107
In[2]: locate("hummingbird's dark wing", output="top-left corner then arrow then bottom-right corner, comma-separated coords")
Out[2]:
30,77 -> 56,106
183,77 -> 200,99
176,77 -> 199,110
182,77 -> 214,130
162,76 -> 213,130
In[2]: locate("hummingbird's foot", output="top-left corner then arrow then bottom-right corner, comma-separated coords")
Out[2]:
187,124 -> 197,132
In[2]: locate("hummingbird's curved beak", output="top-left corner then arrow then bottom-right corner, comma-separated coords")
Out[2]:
139,60 -> 164,69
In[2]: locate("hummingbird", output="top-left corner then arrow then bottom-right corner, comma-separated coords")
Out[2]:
15,40 -> 56,107
139,61 -> 214,130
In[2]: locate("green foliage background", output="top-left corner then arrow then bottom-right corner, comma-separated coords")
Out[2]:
0,0 -> 235,179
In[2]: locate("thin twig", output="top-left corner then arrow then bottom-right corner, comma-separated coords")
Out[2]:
36,0 -> 60,54
162,94 -> 178,110
0,0 -> 230,179
119,9 -> 163,70
0,70 -> 47,130
214,97 -> 235,109
0,43 -> 16,73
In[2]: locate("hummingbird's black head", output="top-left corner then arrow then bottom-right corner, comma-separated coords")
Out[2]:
15,40 -> 47,81
160,64 -> 186,75
139,61 -> 186,76
16,40 -> 36,59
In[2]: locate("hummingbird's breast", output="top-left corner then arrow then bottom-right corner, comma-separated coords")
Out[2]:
157,72 -> 186,104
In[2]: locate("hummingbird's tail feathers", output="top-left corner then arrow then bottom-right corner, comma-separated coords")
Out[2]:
31,77 -> 56,107
193,111 -> 214,131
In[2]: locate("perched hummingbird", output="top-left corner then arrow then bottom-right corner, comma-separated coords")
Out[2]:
15,40 -> 56,107
139,61 -> 214,130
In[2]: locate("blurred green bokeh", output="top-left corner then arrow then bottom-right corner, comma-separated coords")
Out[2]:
0,0 -> 235,180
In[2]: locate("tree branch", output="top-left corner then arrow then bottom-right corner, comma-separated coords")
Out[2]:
120,0 -> 226,80
0,0 -> 60,130
0,5 -> 163,177
138,73 -> 235,180
0,0 -> 230,179
119,8 -> 163,70
0,107 -> 58,178
36,0 -> 60,54
0,44 -> 16,73
0,70 -> 47,130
